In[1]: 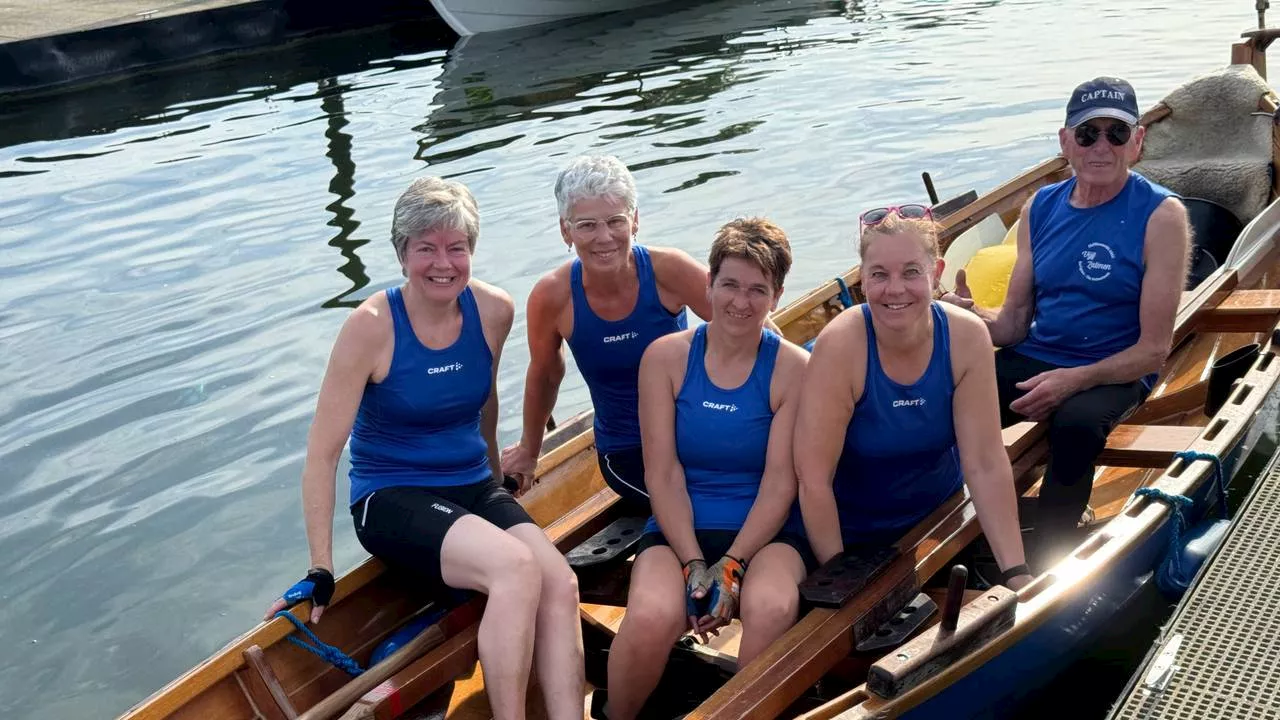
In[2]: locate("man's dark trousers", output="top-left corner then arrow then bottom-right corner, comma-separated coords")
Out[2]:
994,348 -> 1149,566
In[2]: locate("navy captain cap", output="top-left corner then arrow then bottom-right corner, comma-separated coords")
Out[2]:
1065,77 -> 1139,128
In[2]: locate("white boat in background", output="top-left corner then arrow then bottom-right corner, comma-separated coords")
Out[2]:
428,0 -> 674,34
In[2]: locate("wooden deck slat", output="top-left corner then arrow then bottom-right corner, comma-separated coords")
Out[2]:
1098,424 -> 1201,467
1197,288 -> 1280,332
1003,422 -> 1199,468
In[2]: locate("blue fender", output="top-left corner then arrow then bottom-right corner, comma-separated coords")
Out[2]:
1156,517 -> 1231,597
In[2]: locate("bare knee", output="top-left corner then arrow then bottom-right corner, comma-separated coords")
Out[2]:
741,582 -> 799,630
489,541 -> 542,602
537,556 -> 580,612
623,593 -> 686,645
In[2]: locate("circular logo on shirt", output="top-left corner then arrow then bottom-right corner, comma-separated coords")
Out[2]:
1078,242 -> 1115,282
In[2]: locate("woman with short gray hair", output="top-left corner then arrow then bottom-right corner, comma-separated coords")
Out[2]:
266,176 -> 585,720
501,155 -> 713,509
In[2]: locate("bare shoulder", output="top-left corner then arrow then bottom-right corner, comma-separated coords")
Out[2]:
468,278 -> 515,325
1148,196 -> 1190,233
941,302 -> 995,374
774,337 -> 811,378
940,302 -> 988,341
814,304 -> 867,351
647,245 -> 707,274
643,327 -> 696,365
339,290 -> 395,357
529,261 -> 574,309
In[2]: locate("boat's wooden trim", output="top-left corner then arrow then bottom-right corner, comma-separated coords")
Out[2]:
1197,288 -> 1280,332
806,318 -> 1280,719
240,646 -> 298,720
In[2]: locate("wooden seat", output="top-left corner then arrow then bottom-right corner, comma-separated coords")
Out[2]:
1003,421 -> 1199,468
1193,288 -> 1280,332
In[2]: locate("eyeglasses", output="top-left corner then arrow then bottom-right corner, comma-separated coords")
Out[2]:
569,214 -> 631,235
1073,121 -> 1133,148
859,204 -> 933,227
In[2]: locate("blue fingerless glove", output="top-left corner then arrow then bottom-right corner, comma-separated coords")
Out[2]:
283,567 -> 335,608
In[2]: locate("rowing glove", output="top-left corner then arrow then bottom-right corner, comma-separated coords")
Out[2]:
283,567 -> 335,609
705,555 -> 746,624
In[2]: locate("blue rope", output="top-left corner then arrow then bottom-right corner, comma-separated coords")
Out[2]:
834,277 -> 854,309
274,611 -> 364,676
1173,449 -> 1230,519
1134,487 -> 1195,579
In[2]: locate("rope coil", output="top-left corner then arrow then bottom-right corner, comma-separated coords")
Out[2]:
274,611 -> 364,676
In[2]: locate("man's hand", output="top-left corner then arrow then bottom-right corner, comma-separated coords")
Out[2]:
500,441 -> 538,496
1009,367 -> 1086,421
939,268 -> 975,311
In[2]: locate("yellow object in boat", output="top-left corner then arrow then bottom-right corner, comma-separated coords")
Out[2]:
964,242 -> 1018,308
1002,218 -> 1019,245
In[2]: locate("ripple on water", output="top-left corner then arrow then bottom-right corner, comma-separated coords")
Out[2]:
0,1 -> 1259,718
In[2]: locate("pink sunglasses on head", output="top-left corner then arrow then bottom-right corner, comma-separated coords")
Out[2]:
859,204 -> 934,227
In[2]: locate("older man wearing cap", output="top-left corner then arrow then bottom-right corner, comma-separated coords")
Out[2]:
943,77 -> 1191,567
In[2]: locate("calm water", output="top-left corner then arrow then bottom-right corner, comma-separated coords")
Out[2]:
0,1 -> 1264,717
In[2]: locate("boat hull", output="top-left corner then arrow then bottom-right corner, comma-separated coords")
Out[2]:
429,0 -> 673,35
902,423 -> 1263,720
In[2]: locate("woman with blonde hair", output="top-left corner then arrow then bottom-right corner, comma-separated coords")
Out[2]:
794,205 -> 1032,590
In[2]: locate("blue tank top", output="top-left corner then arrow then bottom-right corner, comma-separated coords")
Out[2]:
833,303 -> 963,544
645,326 -> 780,534
1015,171 -> 1174,389
347,286 -> 493,504
567,245 -> 688,453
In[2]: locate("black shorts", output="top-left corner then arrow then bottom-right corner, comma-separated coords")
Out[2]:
636,529 -> 817,571
351,478 -> 533,587
597,446 -> 651,512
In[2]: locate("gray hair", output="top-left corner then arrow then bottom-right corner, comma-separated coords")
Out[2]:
391,177 -> 480,261
554,155 -> 638,219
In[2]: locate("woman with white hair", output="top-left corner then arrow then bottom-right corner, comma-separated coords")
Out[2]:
265,177 -> 584,720
502,155 -> 713,507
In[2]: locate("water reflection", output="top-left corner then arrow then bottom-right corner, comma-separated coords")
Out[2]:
319,79 -> 372,309
0,1 -> 1256,718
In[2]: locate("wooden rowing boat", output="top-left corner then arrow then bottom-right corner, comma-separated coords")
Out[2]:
688,30 -> 1280,720
118,27 -> 1280,720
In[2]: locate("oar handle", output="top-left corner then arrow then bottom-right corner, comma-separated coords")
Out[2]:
940,565 -> 968,633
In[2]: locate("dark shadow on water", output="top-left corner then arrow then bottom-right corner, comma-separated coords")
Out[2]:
317,78 -> 372,309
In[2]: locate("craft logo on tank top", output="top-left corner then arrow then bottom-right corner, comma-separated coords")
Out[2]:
702,401 -> 739,412
427,362 -> 464,375
1078,242 -> 1115,282
602,331 -> 640,344
892,398 -> 926,408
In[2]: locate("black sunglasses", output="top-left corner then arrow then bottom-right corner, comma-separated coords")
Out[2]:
1073,121 -> 1133,148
